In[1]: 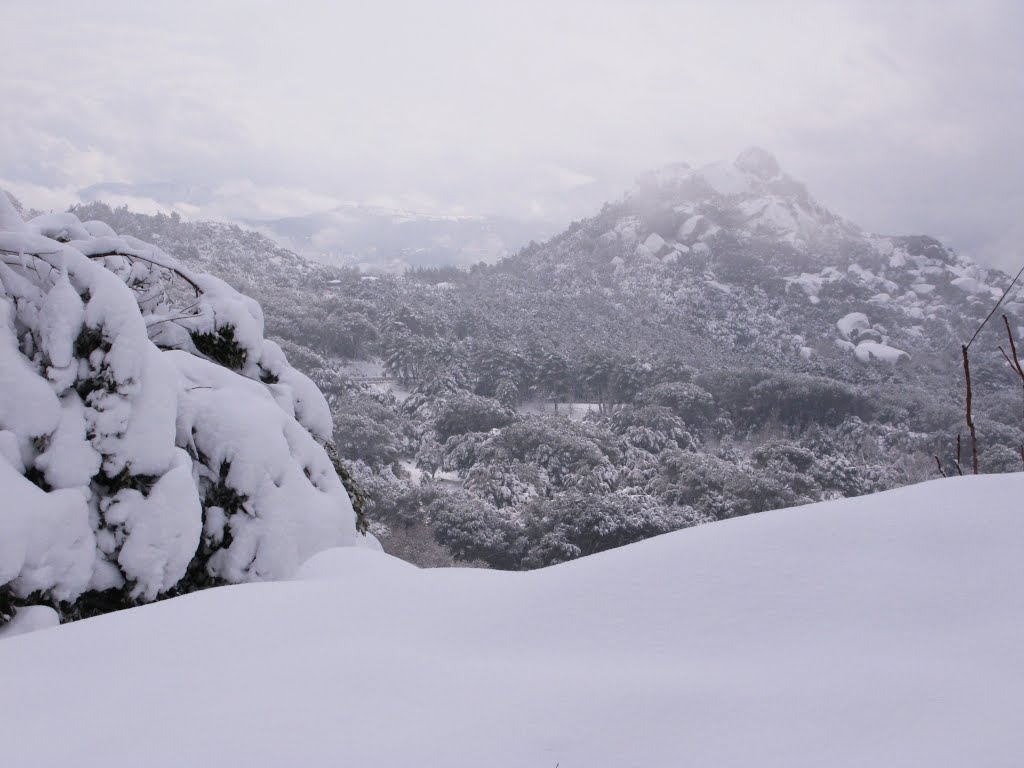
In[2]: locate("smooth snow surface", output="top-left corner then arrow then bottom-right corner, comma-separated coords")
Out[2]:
0,605 -> 59,639
2,474 -> 1023,767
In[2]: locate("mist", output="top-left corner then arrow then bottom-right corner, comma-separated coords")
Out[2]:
3,0 -> 1023,269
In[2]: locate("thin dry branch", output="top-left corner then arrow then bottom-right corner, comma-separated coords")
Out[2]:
961,344 -> 979,474
999,314 -> 1024,419
0,247 -> 60,257
965,264 -> 1024,350
2,247 -> 202,297
84,251 -> 202,296
957,266 -> 1023,477
1001,315 -> 1024,381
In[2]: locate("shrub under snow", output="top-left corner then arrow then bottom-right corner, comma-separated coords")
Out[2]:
0,193 -> 361,625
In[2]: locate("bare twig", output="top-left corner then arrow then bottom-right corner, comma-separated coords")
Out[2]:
84,251 -> 202,296
954,433 -> 963,476
0,247 -> 60,257
1001,314 -> 1024,380
965,264 -> 1024,350
934,455 -> 947,477
999,314 -> 1024,419
3,247 -> 202,298
957,268 -> 1023,475
961,344 -> 979,474
145,312 -> 205,329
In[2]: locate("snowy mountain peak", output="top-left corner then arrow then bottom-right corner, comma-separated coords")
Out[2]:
632,148 -> 815,210
628,149 -> 857,248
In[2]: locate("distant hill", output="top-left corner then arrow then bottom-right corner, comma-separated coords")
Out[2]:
67,154 -> 1024,571
77,181 -> 556,272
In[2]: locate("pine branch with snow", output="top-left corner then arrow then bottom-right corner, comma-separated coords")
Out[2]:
0,191 -> 365,626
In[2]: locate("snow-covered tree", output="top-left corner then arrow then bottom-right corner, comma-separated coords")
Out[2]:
0,193 -> 362,625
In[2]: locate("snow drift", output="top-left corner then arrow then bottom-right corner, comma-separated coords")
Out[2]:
0,192 -> 358,621
2,474 -> 1022,767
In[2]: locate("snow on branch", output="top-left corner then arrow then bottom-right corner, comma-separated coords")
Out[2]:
0,192 -> 361,627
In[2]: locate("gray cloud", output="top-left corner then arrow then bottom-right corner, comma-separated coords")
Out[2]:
3,0 -> 1022,270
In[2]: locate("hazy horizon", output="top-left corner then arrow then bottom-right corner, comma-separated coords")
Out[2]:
4,1 -> 1023,270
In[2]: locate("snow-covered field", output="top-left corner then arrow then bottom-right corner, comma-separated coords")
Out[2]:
3,474 -> 1023,767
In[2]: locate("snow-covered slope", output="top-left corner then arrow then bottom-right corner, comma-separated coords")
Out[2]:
3,474 -> 1022,767
515,148 -> 1023,376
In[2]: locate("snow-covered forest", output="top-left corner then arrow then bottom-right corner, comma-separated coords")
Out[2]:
14,149 -> 1019,582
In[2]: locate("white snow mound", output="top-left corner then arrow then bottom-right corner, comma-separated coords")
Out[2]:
1,474 -> 1022,768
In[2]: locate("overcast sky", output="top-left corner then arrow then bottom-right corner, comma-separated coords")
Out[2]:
3,0 -> 1023,270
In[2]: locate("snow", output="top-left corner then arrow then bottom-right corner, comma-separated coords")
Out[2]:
2,474 -> 1023,767
517,400 -> 601,421
171,352 -> 357,582
951,276 -> 998,298
889,250 -> 907,267
0,192 -> 359,609
633,243 -> 657,262
785,269 -> 841,303
261,340 -> 335,441
102,448 -> 202,600
734,146 -> 781,179
0,460 -> 94,602
0,605 -> 59,639
26,212 -> 91,242
336,357 -> 387,379
37,271 -> 83,369
33,394 -> 101,489
678,214 -> 706,239
854,340 -> 910,364
642,232 -> 666,254
836,311 -> 870,340
834,338 -> 856,352
641,161 -> 693,188
82,219 -> 116,238
0,296 -> 62,440
697,160 -> 752,196
294,542 -> 402,582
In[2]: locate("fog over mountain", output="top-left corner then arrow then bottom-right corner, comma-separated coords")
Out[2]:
4,1 -> 1024,270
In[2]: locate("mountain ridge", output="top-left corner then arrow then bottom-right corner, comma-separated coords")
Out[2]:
45,155 -> 1024,571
